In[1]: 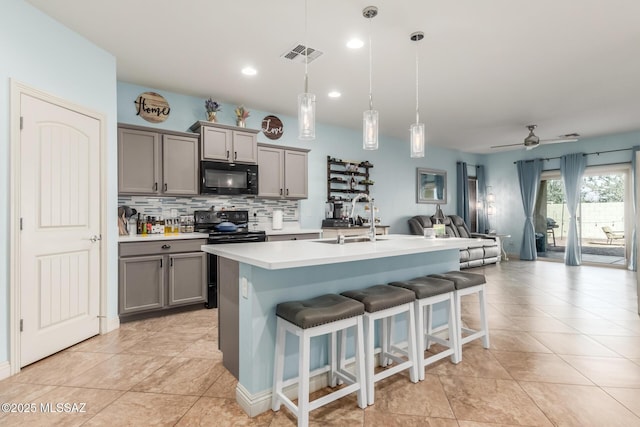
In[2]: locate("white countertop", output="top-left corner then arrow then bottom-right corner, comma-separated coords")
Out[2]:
118,232 -> 209,242
202,234 -> 481,270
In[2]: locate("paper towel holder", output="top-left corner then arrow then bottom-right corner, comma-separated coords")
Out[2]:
272,209 -> 284,230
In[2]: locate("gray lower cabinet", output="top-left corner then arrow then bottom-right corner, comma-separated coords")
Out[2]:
266,233 -> 320,242
118,124 -> 199,196
119,239 -> 206,316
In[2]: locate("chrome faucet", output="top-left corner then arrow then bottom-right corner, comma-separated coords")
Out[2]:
350,193 -> 376,242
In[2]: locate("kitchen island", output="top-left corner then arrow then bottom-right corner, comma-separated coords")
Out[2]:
202,234 -> 481,416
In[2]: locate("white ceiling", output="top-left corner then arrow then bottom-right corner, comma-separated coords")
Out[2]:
27,0 -> 640,153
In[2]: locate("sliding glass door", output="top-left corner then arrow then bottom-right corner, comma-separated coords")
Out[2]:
535,164 -> 630,266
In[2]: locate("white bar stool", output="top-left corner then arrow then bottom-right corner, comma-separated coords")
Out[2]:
272,294 -> 367,427
389,276 -> 460,380
341,285 -> 419,405
430,271 -> 489,360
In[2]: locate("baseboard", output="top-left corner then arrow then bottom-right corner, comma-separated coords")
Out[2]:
0,361 -> 11,380
236,370 -> 330,417
100,315 -> 120,334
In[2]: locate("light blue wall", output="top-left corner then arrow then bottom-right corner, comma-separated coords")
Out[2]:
482,131 -> 640,256
117,82 -> 481,233
1,0 -> 118,365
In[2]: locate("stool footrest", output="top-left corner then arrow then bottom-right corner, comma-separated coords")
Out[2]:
421,347 -> 456,367
373,360 -> 416,383
309,382 -> 364,411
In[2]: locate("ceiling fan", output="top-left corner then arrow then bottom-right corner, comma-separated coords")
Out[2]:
491,125 -> 579,150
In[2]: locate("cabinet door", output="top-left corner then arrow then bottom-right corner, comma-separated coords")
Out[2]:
119,255 -> 164,315
162,134 -> 199,195
232,130 -> 257,164
284,150 -> 308,199
118,128 -> 160,194
168,252 -> 206,306
202,126 -> 232,161
257,146 -> 284,198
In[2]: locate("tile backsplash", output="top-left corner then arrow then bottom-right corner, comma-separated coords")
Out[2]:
118,195 -> 299,223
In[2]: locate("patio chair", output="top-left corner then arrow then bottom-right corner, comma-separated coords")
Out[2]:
601,226 -> 624,245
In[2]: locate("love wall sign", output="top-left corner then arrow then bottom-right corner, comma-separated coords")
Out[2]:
261,115 -> 284,140
134,92 -> 171,123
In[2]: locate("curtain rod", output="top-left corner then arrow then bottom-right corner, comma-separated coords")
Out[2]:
512,147 -> 633,164
456,161 -> 478,167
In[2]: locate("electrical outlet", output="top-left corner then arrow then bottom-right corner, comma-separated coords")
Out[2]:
241,277 -> 248,299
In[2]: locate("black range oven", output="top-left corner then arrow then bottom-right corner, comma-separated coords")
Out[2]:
194,210 -> 266,308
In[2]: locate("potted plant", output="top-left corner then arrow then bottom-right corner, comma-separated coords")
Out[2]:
205,98 -> 221,122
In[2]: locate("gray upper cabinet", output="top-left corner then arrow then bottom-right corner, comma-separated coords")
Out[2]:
257,143 -> 309,199
162,134 -> 199,195
118,127 -> 160,194
118,124 -> 199,196
190,121 -> 258,164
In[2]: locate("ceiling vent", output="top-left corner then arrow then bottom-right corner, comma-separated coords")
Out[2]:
281,44 -> 323,63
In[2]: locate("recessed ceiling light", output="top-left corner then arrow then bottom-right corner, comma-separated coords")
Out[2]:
241,66 -> 257,76
346,38 -> 364,49
328,91 -> 341,98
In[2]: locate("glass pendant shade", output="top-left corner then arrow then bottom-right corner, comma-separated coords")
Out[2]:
363,109 -> 378,150
410,123 -> 425,158
298,92 -> 315,140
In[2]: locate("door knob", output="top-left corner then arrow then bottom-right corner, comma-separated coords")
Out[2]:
89,235 -> 102,243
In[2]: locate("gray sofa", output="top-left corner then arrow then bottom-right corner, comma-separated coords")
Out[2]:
408,214 -> 500,269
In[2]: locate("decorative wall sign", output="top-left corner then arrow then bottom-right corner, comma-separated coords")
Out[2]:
261,115 -> 284,140
134,92 -> 171,123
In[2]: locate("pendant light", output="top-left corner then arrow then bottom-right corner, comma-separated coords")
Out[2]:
410,31 -> 425,158
362,6 -> 378,150
298,0 -> 315,140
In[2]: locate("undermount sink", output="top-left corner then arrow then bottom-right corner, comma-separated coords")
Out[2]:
314,237 -> 388,244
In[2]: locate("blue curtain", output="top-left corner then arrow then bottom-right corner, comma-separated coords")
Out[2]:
560,153 -> 587,266
476,165 -> 489,233
434,175 -> 445,201
517,159 -> 544,260
629,146 -> 640,271
456,162 -> 470,227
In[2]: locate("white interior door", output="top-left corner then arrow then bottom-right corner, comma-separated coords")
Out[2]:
19,93 -> 101,367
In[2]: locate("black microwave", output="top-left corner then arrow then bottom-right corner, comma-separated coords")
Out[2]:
200,161 -> 258,195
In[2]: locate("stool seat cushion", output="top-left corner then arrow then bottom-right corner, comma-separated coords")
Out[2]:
341,285 -> 415,313
429,271 -> 486,290
389,276 -> 455,298
276,294 -> 365,329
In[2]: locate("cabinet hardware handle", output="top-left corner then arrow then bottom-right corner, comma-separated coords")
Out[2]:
234,151 -> 238,160
160,258 -> 163,268
279,189 -> 283,195
286,189 -> 289,196
170,258 -> 173,267
164,183 -> 168,191
154,182 -> 158,191
161,244 -> 171,249
226,150 -> 230,159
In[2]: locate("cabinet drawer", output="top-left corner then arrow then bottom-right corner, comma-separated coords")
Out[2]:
267,233 -> 320,242
119,239 -> 207,257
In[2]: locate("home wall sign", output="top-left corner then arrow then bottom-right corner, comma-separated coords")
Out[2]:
134,92 -> 171,123
261,115 -> 284,140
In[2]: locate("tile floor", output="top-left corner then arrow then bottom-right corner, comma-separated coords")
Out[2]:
1,260 -> 639,426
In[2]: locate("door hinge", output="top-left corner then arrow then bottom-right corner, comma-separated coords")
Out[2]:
20,217 -> 23,230
20,116 -> 23,130
20,319 -> 23,332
